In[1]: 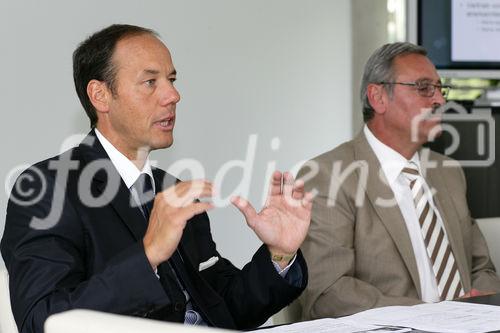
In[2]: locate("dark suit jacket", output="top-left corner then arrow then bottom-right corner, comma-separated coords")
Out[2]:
1,131 -> 307,333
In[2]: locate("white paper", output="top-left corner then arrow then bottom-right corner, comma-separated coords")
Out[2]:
253,318 -> 410,333
348,301 -> 500,333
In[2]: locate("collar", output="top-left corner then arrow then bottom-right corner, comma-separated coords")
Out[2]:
363,125 -> 420,185
95,129 -> 155,192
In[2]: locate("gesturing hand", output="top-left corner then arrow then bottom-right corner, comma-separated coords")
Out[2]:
231,171 -> 313,268
143,180 -> 214,268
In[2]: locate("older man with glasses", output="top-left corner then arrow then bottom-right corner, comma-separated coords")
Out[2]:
297,42 -> 500,319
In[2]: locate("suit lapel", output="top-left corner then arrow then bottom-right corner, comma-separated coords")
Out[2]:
103,180 -> 147,240
354,133 -> 422,296
79,131 -> 147,241
425,161 -> 471,290
152,168 -> 177,191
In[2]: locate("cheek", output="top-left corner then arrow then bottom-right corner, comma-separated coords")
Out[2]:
403,101 -> 429,127
113,105 -> 144,136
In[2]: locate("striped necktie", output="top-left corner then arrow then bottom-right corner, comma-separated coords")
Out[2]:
401,162 -> 464,300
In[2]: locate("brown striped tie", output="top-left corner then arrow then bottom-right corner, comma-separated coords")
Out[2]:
402,162 -> 463,300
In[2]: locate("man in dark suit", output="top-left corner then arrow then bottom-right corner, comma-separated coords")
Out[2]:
1,24 -> 311,333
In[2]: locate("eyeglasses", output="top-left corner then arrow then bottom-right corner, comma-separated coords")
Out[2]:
377,81 -> 452,98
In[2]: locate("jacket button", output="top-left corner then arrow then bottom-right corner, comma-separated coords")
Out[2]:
174,302 -> 184,312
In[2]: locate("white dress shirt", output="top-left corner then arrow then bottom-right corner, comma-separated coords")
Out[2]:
95,129 -> 155,205
364,125 -> 442,302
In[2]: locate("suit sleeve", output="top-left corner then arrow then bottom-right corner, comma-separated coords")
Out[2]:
455,167 -> 500,292
469,219 -> 500,291
1,166 -> 169,333
222,246 -> 307,329
184,211 -> 307,330
297,162 -> 421,319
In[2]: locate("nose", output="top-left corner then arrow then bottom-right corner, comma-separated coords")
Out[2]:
432,87 -> 446,105
159,81 -> 181,106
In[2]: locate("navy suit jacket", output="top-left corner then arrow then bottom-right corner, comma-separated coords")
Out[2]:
1,131 -> 307,333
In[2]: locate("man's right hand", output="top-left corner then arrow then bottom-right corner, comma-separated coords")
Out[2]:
143,180 -> 214,268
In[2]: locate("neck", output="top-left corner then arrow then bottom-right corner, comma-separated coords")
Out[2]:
366,122 -> 420,160
128,148 -> 149,170
96,126 -> 150,170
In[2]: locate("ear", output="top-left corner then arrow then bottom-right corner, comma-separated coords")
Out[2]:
366,83 -> 387,115
87,80 -> 111,114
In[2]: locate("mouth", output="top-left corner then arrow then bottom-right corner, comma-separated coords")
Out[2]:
420,107 -> 442,121
154,115 -> 175,131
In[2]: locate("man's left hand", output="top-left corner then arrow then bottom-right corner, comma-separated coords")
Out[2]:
231,171 -> 313,269
459,288 -> 497,299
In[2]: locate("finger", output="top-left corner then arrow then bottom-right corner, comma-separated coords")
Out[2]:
176,180 -> 213,198
302,191 -> 314,210
268,171 -> 283,196
459,292 -> 471,299
231,196 -> 258,228
180,201 -> 214,221
164,181 -> 213,207
292,179 -> 305,200
282,172 -> 294,198
180,183 -> 213,207
469,289 -> 482,297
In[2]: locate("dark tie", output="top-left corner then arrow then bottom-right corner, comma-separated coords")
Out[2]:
133,174 -> 187,322
134,173 -> 155,218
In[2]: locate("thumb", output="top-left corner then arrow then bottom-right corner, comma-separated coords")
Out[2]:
231,196 -> 258,228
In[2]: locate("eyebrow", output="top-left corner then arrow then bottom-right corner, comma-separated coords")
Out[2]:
142,69 -> 177,76
416,77 -> 440,84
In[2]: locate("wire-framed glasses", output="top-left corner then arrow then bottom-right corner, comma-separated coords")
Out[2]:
377,81 -> 452,98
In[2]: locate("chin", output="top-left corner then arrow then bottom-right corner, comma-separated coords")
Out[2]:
152,138 -> 174,150
149,132 -> 174,150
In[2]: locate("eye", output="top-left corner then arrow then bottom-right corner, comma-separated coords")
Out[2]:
416,82 -> 432,93
169,77 -> 177,83
145,79 -> 156,87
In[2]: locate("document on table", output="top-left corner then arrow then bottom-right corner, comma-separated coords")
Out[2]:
348,301 -> 500,333
253,318 -> 412,333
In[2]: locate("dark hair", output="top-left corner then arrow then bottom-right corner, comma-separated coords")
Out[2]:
73,24 -> 158,128
360,42 -> 427,122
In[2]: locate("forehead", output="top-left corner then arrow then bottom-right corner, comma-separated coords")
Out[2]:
112,34 -> 174,73
392,53 -> 440,82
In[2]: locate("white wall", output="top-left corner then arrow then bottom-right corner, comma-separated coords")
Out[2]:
0,0 -> 352,268
351,0 -> 390,133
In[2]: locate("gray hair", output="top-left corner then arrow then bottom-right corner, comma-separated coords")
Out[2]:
360,42 -> 427,122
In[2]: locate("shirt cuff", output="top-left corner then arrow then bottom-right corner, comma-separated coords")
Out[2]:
271,254 -> 297,277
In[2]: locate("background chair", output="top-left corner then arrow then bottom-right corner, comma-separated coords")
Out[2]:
272,299 -> 302,326
0,268 -> 18,333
